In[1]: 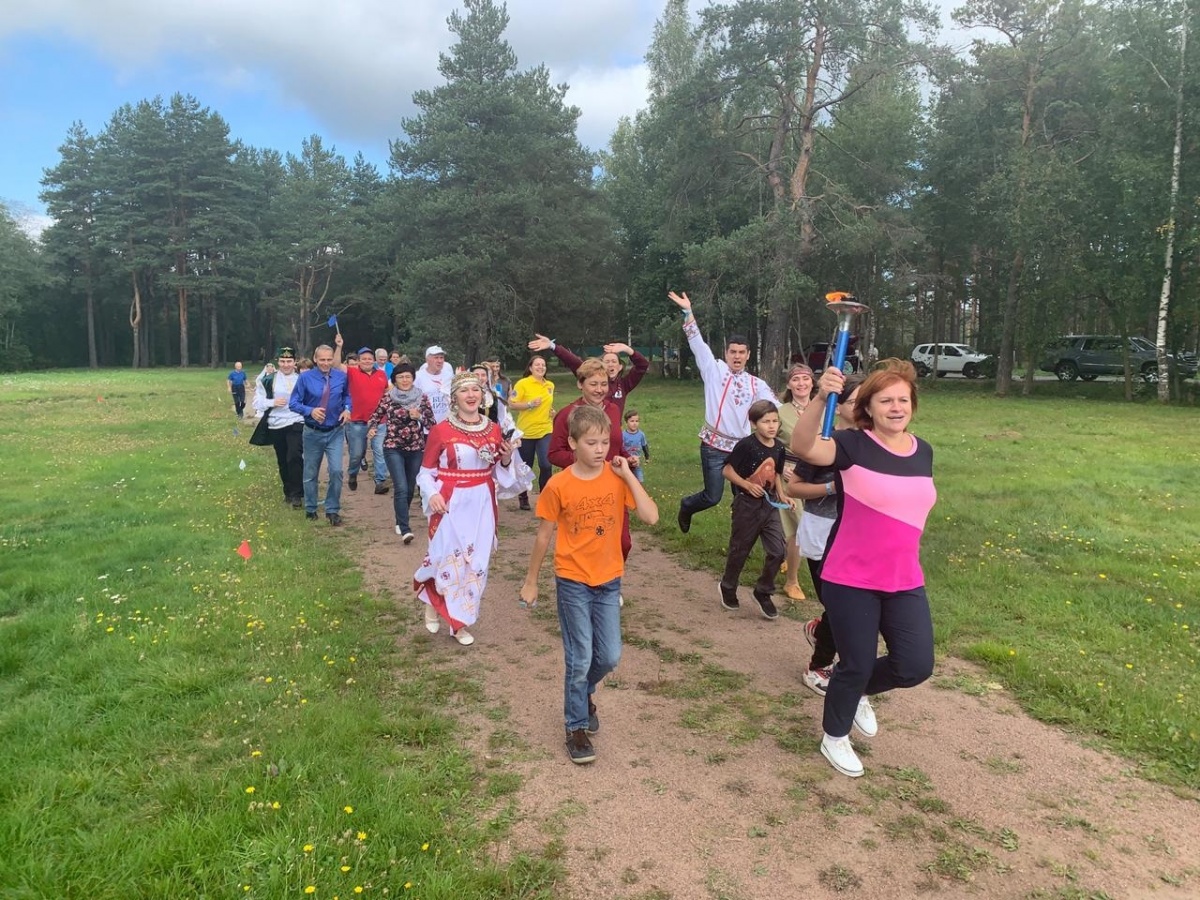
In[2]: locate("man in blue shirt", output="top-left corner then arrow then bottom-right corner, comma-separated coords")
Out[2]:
288,344 -> 352,525
228,362 -> 248,418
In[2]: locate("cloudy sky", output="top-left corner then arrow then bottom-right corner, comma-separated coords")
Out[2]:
0,0 -> 969,227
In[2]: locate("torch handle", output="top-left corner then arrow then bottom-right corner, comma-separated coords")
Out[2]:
820,320 -> 854,439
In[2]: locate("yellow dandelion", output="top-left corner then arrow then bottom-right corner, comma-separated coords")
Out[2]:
354,889 -> 363,895
421,842 -> 429,851
357,831 -> 367,841
341,866 -> 351,873
1098,574 -> 1107,579
304,887 -> 316,895
404,882 -> 412,890
251,750 -> 262,757
303,844 -> 314,853
344,805 -> 354,814
272,802 -> 281,810
245,786 -> 256,794
1008,649 -> 1015,656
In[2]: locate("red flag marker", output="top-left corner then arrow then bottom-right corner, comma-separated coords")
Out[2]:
237,540 -> 252,560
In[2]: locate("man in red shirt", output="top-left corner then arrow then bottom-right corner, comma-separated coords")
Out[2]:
334,335 -> 390,493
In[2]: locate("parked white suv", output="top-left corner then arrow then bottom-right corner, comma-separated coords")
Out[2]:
910,343 -> 991,378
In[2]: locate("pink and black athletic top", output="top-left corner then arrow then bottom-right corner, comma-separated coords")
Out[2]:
821,428 -> 937,593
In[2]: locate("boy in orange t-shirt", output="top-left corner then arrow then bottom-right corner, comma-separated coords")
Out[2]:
519,405 -> 659,765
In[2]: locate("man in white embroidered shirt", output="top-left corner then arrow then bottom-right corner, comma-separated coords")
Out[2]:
668,290 -> 779,534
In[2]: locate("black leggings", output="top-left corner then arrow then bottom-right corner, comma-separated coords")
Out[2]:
821,582 -> 934,738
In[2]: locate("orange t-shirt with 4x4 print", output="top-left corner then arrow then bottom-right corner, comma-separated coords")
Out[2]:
535,464 -> 636,587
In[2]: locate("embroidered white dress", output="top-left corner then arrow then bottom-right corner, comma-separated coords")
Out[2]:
413,420 -> 532,629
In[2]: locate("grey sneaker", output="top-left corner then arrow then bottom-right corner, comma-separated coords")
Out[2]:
753,592 -> 779,620
566,728 -> 596,764
718,583 -> 739,610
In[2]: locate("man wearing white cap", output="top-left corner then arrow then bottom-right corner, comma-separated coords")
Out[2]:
415,345 -> 453,423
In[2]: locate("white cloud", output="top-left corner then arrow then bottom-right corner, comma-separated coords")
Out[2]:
0,0 -> 657,149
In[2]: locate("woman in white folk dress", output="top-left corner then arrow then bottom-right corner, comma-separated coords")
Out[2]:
413,372 -> 533,645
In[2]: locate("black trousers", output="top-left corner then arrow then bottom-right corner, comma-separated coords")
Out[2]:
270,422 -> 304,502
720,493 -> 785,597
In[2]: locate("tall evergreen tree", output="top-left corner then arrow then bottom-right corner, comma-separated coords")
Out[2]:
389,0 -> 617,361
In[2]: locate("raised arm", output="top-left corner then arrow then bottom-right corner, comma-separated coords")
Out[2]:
605,342 -> 650,392
791,367 -> 841,467
332,333 -> 346,371
668,291 -> 719,380
528,334 -> 582,375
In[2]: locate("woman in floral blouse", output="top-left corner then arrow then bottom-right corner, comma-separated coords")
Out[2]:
368,363 -> 436,543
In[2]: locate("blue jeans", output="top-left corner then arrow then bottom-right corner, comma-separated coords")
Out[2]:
302,425 -> 345,515
556,576 -> 622,732
821,582 -> 934,738
680,443 -> 730,516
518,434 -> 552,492
346,421 -> 387,484
384,447 -> 423,531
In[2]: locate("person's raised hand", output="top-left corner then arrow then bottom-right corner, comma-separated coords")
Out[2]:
334,333 -> 344,347
527,334 -> 552,351
603,342 -> 633,356
667,291 -> 691,311
817,366 -> 844,401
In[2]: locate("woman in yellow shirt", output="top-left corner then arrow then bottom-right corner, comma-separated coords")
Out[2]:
511,355 -> 556,510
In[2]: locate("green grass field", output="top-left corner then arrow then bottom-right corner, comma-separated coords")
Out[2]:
0,368 -> 1197,896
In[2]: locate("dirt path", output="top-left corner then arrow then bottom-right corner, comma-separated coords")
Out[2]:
344,483 -> 1198,900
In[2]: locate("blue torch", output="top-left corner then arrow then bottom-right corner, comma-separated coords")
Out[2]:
820,292 -> 870,440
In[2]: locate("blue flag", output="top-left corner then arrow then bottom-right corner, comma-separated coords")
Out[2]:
327,314 -> 338,328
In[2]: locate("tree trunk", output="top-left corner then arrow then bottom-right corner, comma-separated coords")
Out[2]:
209,298 -> 219,367
995,250 -> 1024,396
1156,0 -> 1188,403
86,277 -> 98,369
178,285 -> 190,367
129,273 -> 142,369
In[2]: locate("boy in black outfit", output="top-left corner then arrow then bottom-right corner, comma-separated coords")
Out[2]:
719,399 -> 794,620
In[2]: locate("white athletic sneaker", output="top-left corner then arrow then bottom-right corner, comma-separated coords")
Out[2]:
395,525 -> 403,536
453,627 -> 475,646
801,666 -> 832,697
821,733 -> 864,778
423,604 -> 440,634
853,696 -> 878,738
402,532 -> 415,545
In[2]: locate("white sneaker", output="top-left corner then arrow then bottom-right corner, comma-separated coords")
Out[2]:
853,696 -> 878,738
453,627 -> 475,646
820,733 -> 864,778
395,525 -> 403,536
801,666 -> 832,697
402,531 -> 414,544
618,594 -> 624,608
423,604 -> 440,634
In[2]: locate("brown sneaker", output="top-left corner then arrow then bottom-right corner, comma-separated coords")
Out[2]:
565,728 -> 596,764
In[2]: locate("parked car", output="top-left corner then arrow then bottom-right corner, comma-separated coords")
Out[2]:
801,337 -> 860,373
910,343 -> 991,378
1038,335 -> 1198,382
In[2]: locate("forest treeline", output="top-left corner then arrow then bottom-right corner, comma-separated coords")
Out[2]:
2,0 -> 1197,399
